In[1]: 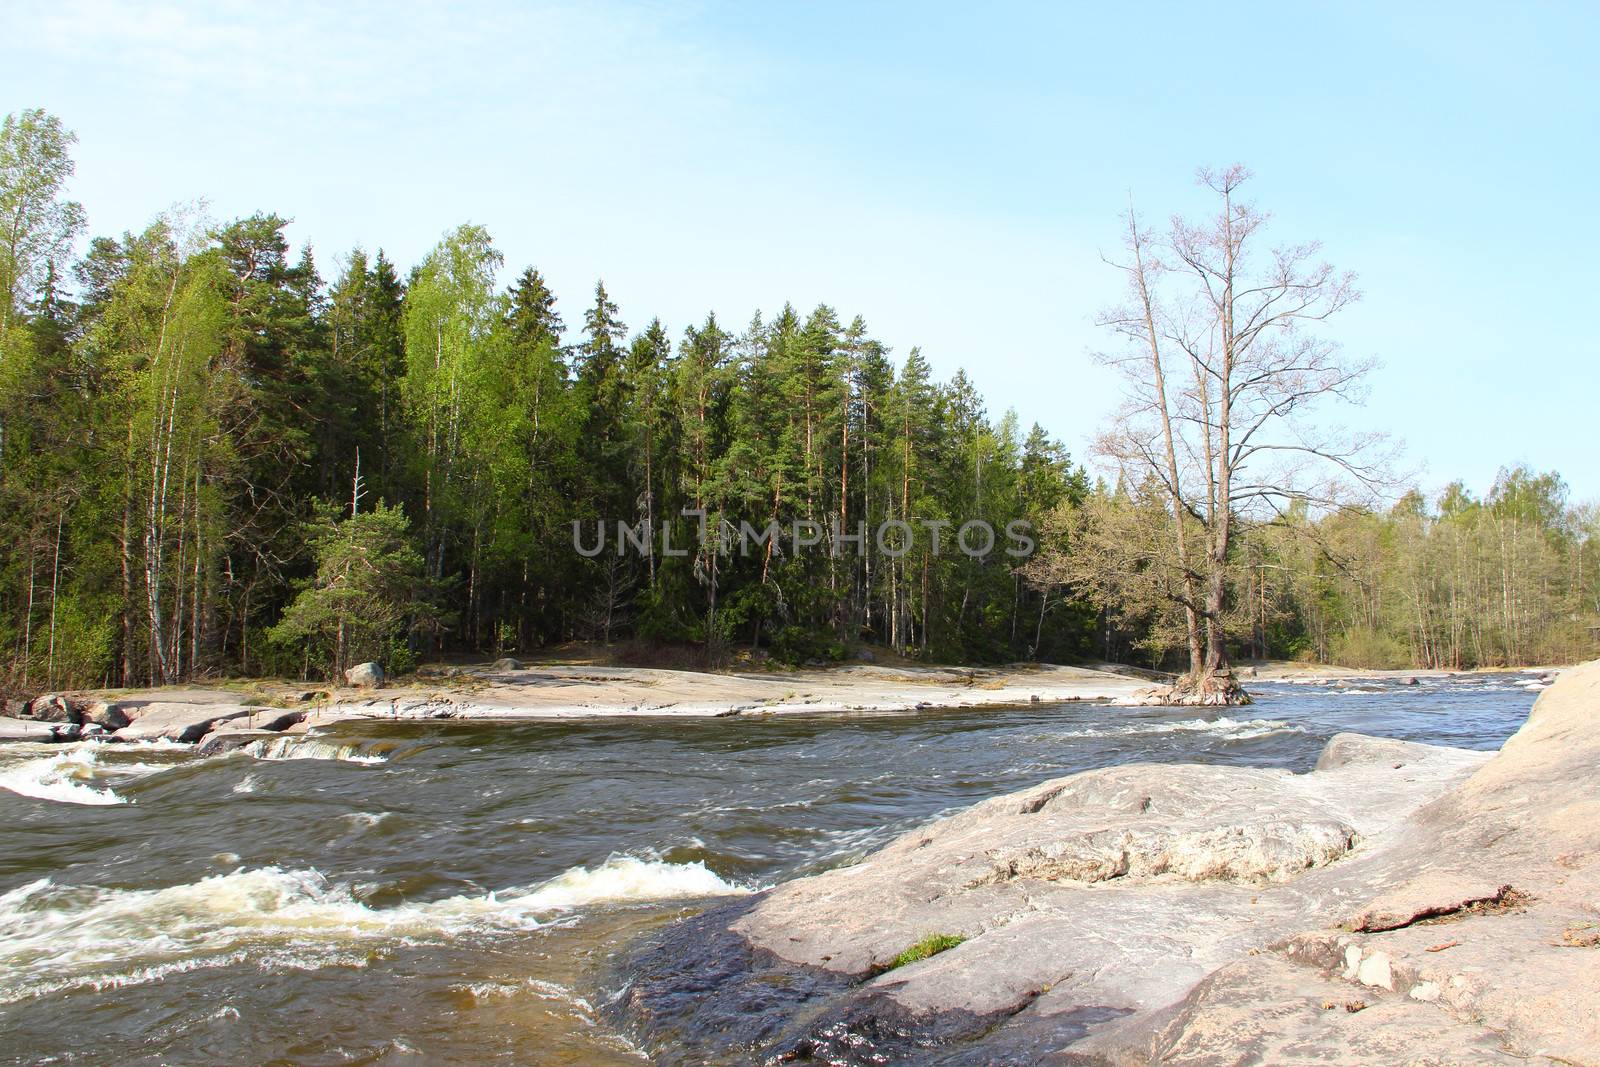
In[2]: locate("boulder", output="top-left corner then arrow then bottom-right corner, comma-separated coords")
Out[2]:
344,662 -> 384,688
196,729 -> 281,757
24,693 -> 81,722
18,694 -> 129,728
82,700 -> 131,730
491,657 -> 523,671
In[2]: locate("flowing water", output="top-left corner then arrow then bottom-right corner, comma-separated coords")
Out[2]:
0,671 -> 1547,1064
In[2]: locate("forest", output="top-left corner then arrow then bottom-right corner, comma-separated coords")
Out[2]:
2,108 -> 1596,690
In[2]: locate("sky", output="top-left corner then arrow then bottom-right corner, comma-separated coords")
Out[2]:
5,1 -> 1597,502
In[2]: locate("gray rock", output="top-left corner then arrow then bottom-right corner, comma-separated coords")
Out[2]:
0,716 -> 58,742
24,693 -> 80,722
616,661 -> 1600,1063
18,694 -> 129,728
1313,732 -> 1432,771
259,708 -> 306,731
856,649 -> 875,663
491,657 -> 523,671
82,700 -> 131,730
196,729 -> 280,757
113,702 -> 251,743
204,707 -> 306,739
344,662 -> 384,688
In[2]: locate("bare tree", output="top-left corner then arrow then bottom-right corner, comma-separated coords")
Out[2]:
1091,166 -> 1382,703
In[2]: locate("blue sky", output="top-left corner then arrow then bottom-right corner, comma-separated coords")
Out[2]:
6,1 -> 1596,501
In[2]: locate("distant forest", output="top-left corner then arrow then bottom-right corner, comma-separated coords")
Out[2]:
1,109 -> 1595,689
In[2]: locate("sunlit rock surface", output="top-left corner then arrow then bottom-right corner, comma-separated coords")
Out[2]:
611,662 -> 1600,1065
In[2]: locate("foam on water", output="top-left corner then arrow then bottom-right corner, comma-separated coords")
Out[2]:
340,811 -> 392,829
242,736 -> 389,764
510,855 -> 749,911
0,748 -> 128,806
0,856 -> 748,1002
1055,716 -> 1299,741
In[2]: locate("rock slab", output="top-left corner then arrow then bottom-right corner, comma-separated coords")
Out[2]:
611,661 -> 1600,1065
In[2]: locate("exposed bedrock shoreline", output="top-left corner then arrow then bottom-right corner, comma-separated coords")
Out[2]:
0,662 -> 1160,744
0,660 -> 1562,745
607,661 -> 1600,1065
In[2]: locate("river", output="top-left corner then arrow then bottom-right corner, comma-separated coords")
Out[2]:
0,671 -> 1546,1064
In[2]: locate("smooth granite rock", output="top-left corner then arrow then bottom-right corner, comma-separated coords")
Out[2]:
111,701 -> 253,743
612,661 -> 1600,1065
344,662 -> 384,688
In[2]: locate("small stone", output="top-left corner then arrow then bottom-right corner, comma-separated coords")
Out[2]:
1356,950 -> 1394,990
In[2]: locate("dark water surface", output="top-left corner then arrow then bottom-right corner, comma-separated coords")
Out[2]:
0,672 -> 1545,1064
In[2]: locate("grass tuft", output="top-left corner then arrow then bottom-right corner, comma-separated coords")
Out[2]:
886,932 -> 966,970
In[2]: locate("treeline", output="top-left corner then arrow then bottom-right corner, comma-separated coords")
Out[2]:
1053,470 -> 1598,671
0,111 -> 1593,689
1262,473 -> 1597,669
0,109 -> 1091,688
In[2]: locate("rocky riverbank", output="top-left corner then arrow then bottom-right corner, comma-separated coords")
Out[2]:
607,661 -> 1600,1064
0,661 -> 1155,745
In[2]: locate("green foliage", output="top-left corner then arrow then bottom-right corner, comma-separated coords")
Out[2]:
886,933 -> 967,970
769,625 -> 845,667
1030,465 -> 1599,670
1330,628 -> 1410,670
0,108 -> 1589,690
267,504 -> 432,680
0,108 -> 85,326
